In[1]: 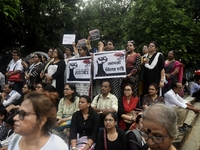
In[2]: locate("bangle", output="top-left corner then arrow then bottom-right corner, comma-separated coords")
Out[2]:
71,147 -> 76,150
86,143 -> 91,148
160,79 -> 164,82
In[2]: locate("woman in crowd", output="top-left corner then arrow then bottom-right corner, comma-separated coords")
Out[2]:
142,83 -> 164,109
56,84 -> 79,131
118,84 -> 140,131
25,53 -> 44,86
35,82 -> 47,93
8,92 -> 69,150
96,112 -> 128,150
142,41 -> 165,96
0,108 -> 18,149
72,43 -> 91,96
45,48 -> 66,98
164,50 -> 183,94
122,40 -> 141,97
70,95 -> 99,150
141,103 -> 178,150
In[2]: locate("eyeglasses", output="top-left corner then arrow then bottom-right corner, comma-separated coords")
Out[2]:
34,56 -> 38,58
17,110 -> 36,121
148,88 -> 156,90
64,88 -> 71,91
124,89 -> 131,91
140,130 -> 169,144
104,119 -> 114,122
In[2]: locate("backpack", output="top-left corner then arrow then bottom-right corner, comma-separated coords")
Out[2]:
126,129 -> 142,149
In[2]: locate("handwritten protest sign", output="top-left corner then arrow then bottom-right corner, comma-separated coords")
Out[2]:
66,56 -> 91,83
62,34 -> 76,44
77,38 -> 87,48
93,51 -> 126,79
89,29 -> 100,41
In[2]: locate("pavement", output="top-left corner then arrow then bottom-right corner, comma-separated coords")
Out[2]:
181,102 -> 200,150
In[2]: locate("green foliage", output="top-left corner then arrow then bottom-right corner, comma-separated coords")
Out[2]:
123,0 -> 200,69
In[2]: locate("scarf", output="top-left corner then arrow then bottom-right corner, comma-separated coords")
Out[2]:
145,52 -> 161,69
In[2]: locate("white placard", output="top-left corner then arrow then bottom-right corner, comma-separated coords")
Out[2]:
62,34 -> 76,44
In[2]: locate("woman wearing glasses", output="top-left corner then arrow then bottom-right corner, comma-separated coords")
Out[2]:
141,103 -> 178,150
8,92 -> 69,150
96,112 -> 128,150
142,83 -> 164,110
118,84 -> 140,131
142,41 -> 165,96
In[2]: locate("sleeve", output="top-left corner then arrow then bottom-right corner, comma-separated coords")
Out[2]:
95,130 -> 104,150
164,92 -> 187,108
74,97 -> 80,112
57,98 -> 64,118
118,99 -> 124,117
89,112 -> 100,142
15,61 -> 23,71
70,112 -> 78,140
91,95 -> 98,108
3,92 -> 21,107
119,128 -> 128,150
112,95 -> 118,112
51,60 -> 66,79
1,133 -> 16,147
158,53 -> 164,71
142,95 -> 148,105
133,54 -> 141,71
31,63 -> 44,77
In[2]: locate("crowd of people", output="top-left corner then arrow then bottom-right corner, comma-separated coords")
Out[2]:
0,39 -> 200,150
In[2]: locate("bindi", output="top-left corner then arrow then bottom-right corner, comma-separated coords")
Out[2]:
147,128 -> 151,133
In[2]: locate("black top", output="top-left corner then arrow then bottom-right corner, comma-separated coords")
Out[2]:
143,52 -> 164,95
95,127 -> 128,150
70,110 -> 100,142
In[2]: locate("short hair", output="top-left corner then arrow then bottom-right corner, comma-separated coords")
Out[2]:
142,103 -> 178,139
37,82 -> 47,89
149,83 -> 159,91
12,51 -> 21,57
80,95 -> 93,113
149,41 -> 158,48
102,80 -> 111,88
107,40 -> 115,47
25,92 -> 57,135
104,112 -> 117,122
171,81 -> 180,89
25,83 -> 35,91
54,48 -> 64,59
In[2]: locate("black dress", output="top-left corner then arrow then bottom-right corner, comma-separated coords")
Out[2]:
143,52 -> 164,95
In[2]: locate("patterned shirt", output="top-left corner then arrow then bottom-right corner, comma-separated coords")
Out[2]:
142,94 -> 164,106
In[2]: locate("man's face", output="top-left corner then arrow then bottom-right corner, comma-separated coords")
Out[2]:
101,82 -> 111,95
174,83 -> 183,94
3,85 -> 11,94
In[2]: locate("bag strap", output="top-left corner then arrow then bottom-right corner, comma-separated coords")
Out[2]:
96,94 -> 101,103
103,128 -> 108,150
126,130 -> 142,148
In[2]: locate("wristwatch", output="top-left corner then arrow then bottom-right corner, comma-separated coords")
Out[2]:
100,111 -> 103,114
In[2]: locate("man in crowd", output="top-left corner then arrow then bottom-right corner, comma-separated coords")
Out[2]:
0,84 -> 21,107
190,78 -> 200,102
164,81 -> 200,133
92,81 -> 118,127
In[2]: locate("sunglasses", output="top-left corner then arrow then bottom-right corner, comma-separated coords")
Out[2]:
17,110 -> 36,121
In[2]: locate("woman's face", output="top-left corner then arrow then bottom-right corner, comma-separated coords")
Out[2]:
106,41 -> 115,51
124,85 -> 133,97
104,114 -> 117,130
33,55 -> 40,63
136,118 -> 143,130
148,43 -> 156,53
148,85 -> 158,96
52,49 -> 58,58
65,48 -> 72,56
63,85 -> 74,97
48,49 -> 53,58
167,51 -> 174,60
78,48 -> 86,57
13,100 -> 39,136
22,84 -> 30,94
79,97 -> 90,111
127,42 -> 135,51
142,119 -> 173,150
35,84 -> 44,92
142,46 -> 148,55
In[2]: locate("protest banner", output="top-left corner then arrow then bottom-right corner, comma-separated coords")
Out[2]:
93,51 -> 126,79
66,56 -> 91,83
89,29 -> 100,41
77,38 -> 87,48
62,34 -> 76,44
